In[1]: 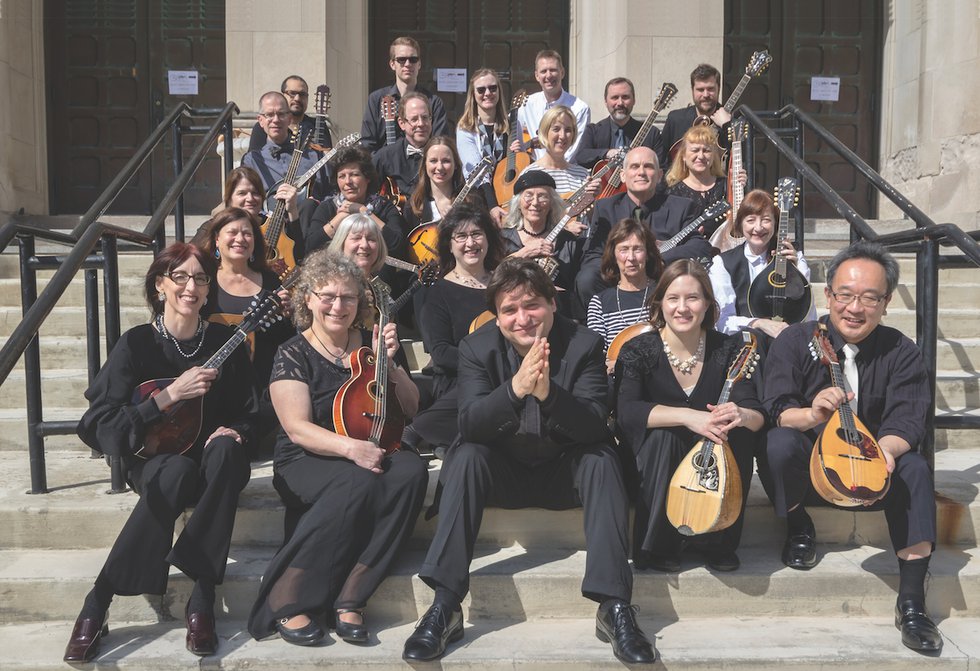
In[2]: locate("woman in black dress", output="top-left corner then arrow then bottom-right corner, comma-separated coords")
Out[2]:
248,250 -> 427,646
403,136 -> 465,232
65,242 -> 256,662
615,260 -> 764,573
663,125 -> 728,216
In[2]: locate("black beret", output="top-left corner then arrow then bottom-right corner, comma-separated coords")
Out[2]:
513,170 -> 556,195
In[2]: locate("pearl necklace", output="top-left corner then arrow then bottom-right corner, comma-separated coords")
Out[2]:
155,314 -> 206,359
310,327 -> 351,366
661,331 -> 705,374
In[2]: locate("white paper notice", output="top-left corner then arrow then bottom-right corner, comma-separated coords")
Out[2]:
810,76 -> 840,102
168,70 -> 199,96
436,68 -> 467,93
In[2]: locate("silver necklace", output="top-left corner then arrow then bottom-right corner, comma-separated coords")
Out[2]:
310,327 -> 351,366
616,281 -> 650,313
449,269 -> 489,289
156,314 -> 206,359
661,331 -> 705,374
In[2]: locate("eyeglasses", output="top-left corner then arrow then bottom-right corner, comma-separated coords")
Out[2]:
520,192 -> 551,204
403,114 -> 432,126
311,291 -> 359,306
282,90 -> 308,98
165,271 -> 211,286
259,111 -> 290,121
475,84 -> 499,95
829,290 -> 886,308
394,56 -> 420,65
451,231 -> 486,243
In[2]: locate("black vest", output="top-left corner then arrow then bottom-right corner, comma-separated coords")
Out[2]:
720,244 -> 752,318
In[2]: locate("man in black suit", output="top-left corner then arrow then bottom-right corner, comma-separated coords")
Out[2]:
576,77 -> 666,170
575,146 -> 710,315
660,64 -> 731,165
372,92 -> 432,200
403,259 -> 655,665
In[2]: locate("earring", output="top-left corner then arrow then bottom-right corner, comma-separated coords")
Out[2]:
214,249 -> 220,259
157,291 -> 166,302
203,297 -> 208,306
249,253 -> 254,262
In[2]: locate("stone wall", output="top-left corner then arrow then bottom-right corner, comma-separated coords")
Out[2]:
0,0 -> 47,214
878,0 -> 980,228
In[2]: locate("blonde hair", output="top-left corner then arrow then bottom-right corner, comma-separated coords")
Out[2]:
537,105 -> 577,153
457,68 -> 509,135
665,125 -> 724,187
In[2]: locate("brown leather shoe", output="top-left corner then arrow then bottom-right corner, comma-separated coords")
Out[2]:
185,607 -> 217,656
63,615 -> 108,663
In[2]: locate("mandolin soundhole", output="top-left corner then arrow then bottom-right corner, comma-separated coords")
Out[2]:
692,451 -> 720,491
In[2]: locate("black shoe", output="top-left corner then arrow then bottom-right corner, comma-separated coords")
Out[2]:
334,609 -> 368,644
402,602 -> 464,661
895,600 -> 943,652
595,600 -> 656,664
185,603 -> 217,656
63,614 -> 108,663
636,550 -> 681,573
276,615 -> 325,646
781,524 -> 817,570
706,548 -> 740,572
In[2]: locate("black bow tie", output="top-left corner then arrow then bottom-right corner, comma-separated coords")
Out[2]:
270,143 -> 293,159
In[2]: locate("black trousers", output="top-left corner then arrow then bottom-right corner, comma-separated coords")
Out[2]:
759,427 -> 936,552
100,436 -> 251,596
411,386 -> 461,449
419,440 -> 634,603
630,427 -> 756,557
248,450 -> 427,639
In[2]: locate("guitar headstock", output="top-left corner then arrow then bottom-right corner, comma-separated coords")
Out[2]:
314,85 -> 331,116
729,119 -> 748,143
471,155 -> 496,183
702,199 -> 732,223
241,292 -> 285,334
727,330 -> 760,383
369,276 -> 393,320
745,50 -> 773,77
381,95 -> 397,122
609,146 -> 628,168
336,133 -> 362,150
418,260 -> 440,287
653,82 -> 679,112
566,191 -> 595,220
774,177 -> 800,213
511,89 -> 528,109
808,323 -> 838,365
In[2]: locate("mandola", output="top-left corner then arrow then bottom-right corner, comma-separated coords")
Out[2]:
808,323 -> 890,507
666,330 -> 759,535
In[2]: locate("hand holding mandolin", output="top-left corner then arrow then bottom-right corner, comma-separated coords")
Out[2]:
345,436 -> 385,473
808,386 -> 853,427
152,366 -> 217,411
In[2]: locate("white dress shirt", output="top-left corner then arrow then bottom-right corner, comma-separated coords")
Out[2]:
517,89 -> 591,163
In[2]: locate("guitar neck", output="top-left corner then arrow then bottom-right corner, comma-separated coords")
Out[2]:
370,286 -> 393,445
729,143 -> 744,213
384,256 -> 419,273
660,212 -> 710,252
202,328 -> 248,370
293,144 -> 338,190
774,207 -> 791,276
265,145 -> 307,245
452,159 -> 493,208
384,119 -> 397,146
724,73 -> 753,114
390,278 -> 423,314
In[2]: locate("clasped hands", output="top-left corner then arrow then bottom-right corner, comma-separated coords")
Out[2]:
511,337 -> 551,402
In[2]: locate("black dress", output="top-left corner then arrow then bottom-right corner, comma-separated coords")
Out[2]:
502,226 -> 585,317
77,322 -> 257,596
248,334 -> 427,638
665,179 -> 727,220
615,329 -> 761,560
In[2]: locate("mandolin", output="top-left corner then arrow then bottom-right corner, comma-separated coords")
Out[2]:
594,83 -> 678,200
666,330 -> 759,535
133,291 -> 286,459
535,187 -> 599,280
709,120 -> 748,252
658,199 -> 731,254
492,90 -> 532,206
381,95 -> 398,147
808,324 -> 890,507
333,278 -> 405,454
746,177 -> 812,323
407,155 -> 495,265
310,85 -> 332,151
605,321 -> 656,363
668,50 -> 772,163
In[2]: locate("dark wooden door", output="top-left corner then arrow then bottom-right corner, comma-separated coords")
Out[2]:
725,0 -> 883,218
369,0 -> 570,129
45,0 -> 226,215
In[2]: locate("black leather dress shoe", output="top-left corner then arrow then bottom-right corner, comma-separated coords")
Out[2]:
402,602 -> 464,661
781,526 -> 817,570
63,615 -> 108,663
706,548 -> 741,572
595,600 -> 657,664
185,606 -> 217,656
895,600 -> 943,652
334,609 -> 369,644
276,616 -> 325,646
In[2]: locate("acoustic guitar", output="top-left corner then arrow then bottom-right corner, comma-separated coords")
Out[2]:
492,90 -> 531,206
593,82 -> 678,200
666,330 -> 759,535
807,324 -> 890,507
746,177 -> 812,323
132,292 -> 285,459
310,84 -> 332,151
381,94 -> 398,147
605,321 -> 656,363
668,49 -> 772,163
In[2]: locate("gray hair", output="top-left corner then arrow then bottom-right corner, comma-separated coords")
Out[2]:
290,249 -> 372,331
501,187 -> 567,232
825,240 -> 900,296
326,213 -> 388,276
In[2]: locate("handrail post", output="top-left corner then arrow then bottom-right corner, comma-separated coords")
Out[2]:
19,235 -> 46,494
172,119 -> 185,242
916,238 -> 939,471
223,116 -> 235,178
744,124 -> 755,192
84,269 -> 101,460
792,115 -> 805,252
99,235 -> 128,493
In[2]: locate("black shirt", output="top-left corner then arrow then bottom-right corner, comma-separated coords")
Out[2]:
360,85 -> 449,153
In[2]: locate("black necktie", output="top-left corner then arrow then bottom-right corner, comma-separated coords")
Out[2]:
614,127 -> 626,148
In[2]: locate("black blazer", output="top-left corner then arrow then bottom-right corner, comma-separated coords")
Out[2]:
576,116 -> 666,170
660,105 -> 732,163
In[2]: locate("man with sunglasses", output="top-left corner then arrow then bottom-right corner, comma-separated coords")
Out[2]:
361,36 -> 448,153
247,75 -> 330,153
761,241 -> 943,654
576,77 -> 666,171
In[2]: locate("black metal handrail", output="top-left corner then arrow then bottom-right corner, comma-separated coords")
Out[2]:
0,102 -> 239,493
737,104 -> 980,467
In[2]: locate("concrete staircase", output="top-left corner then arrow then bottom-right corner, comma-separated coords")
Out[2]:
0,218 -> 978,669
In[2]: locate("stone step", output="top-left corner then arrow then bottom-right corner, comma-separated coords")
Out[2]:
3,615 -> 977,670
2,450 -> 977,552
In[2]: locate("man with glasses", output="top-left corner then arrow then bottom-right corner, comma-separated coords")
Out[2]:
361,36 -> 448,153
242,91 -> 329,204
248,76 -> 331,153
761,240 -> 943,654
372,92 -> 434,205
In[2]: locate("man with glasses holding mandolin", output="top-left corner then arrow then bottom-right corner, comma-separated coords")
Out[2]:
761,241 -> 942,653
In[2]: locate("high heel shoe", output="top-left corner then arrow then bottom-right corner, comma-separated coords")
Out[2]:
335,608 -> 369,643
63,613 -> 108,663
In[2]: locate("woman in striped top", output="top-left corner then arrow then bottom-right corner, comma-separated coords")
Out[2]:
587,218 -> 664,373
520,105 -> 597,197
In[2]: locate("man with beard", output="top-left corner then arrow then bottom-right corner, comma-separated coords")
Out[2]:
576,77 -> 666,170
247,75 -> 332,152
660,64 -> 731,164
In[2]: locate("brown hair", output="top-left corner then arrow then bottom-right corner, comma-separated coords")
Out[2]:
145,242 -> 217,316
535,49 -> 564,70
457,68 -> 509,135
410,136 -> 464,217
389,36 -> 421,59
690,63 -> 721,88
664,125 -> 724,187
604,77 -> 635,99
222,166 -> 266,207
329,145 -> 377,192
290,249 -> 372,331
199,207 -> 269,273
436,204 -> 506,277
645,259 -> 719,330
599,218 -> 663,285
398,91 -> 430,120
734,189 -> 779,250
486,257 -> 557,314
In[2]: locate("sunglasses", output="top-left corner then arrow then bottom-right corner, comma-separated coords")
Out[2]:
475,84 -> 499,95
394,56 -> 420,65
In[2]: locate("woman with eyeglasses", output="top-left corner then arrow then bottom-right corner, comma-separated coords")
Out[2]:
248,249 -> 426,647
65,243 -> 256,663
